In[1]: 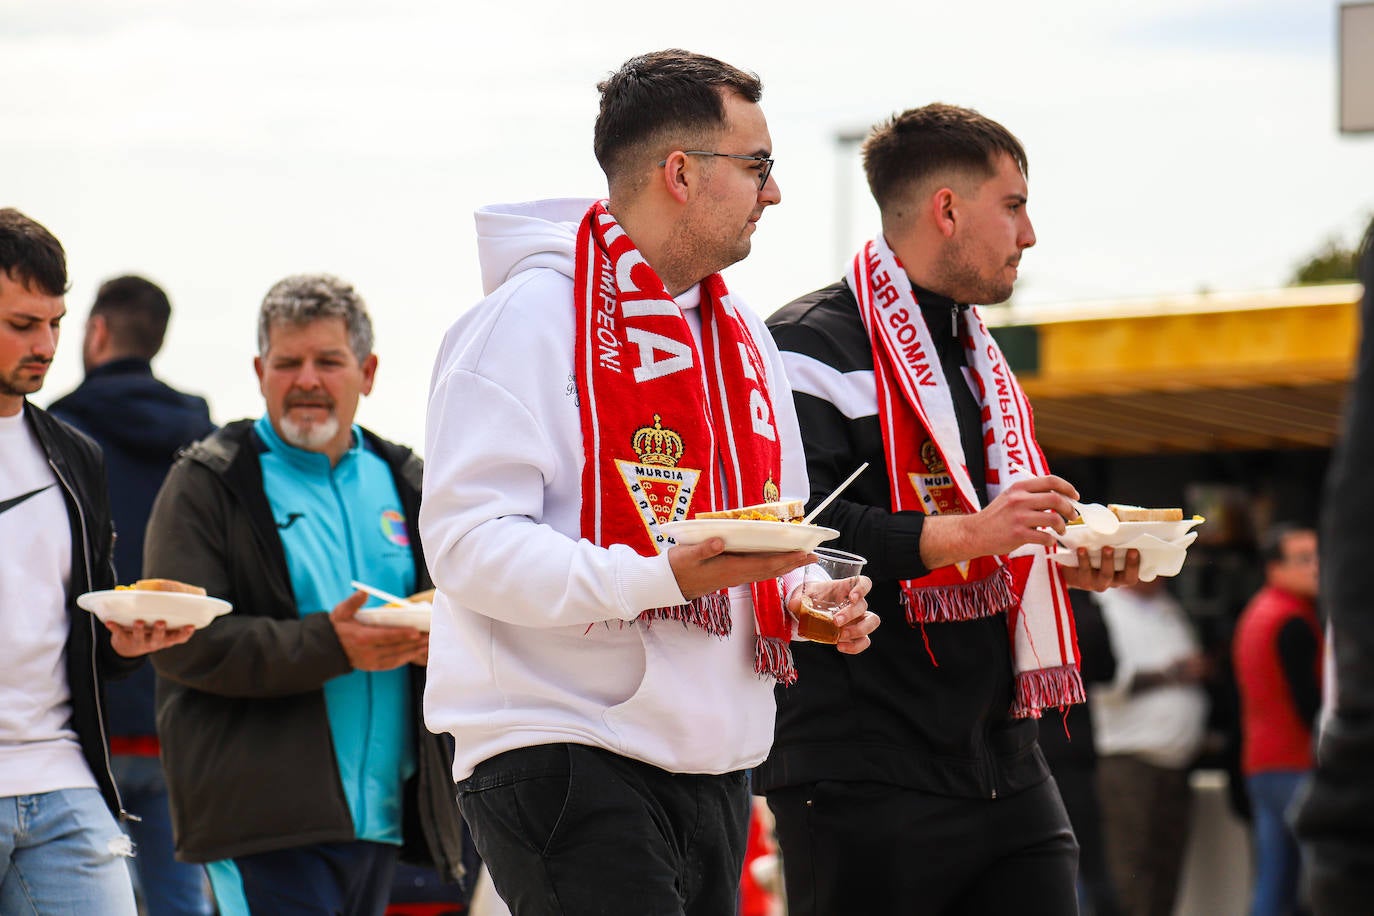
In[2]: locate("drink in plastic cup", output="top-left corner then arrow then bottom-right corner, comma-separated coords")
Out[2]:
795,548 -> 866,644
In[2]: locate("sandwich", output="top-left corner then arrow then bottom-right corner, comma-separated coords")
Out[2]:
117,578 -> 208,596
1066,503 -> 1186,526
695,499 -> 807,524
1106,504 -> 1184,522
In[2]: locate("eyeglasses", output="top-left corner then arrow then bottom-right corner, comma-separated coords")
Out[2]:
658,150 -> 774,190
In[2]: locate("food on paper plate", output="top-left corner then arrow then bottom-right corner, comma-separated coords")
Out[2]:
1067,504 -> 1186,525
695,499 -> 806,524
1106,504 -> 1185,522
116,578 -> 208,596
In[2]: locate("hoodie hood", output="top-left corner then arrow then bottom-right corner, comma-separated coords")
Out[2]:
48,359 -> 215,460
475,198 -> 595,295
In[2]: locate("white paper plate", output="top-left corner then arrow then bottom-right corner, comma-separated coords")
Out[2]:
77,590 -> 231,629
1051,532 -> 1199,581
356,602 -> 432,632
1059,517 -> 1205,550
659,519 -> 838,554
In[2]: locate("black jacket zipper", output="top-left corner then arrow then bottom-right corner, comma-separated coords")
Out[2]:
48,456 -> 136,824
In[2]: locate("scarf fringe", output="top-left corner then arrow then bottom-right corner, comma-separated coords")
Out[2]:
1009,664 -> 1086,719
901,567 -> 1015,625
636,592 -> 732,637
754,635 -> 798,686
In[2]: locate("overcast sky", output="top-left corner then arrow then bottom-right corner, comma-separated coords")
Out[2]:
3,0 -> 1369,452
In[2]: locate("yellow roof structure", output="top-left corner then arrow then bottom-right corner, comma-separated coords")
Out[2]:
983,283 -> 1364,458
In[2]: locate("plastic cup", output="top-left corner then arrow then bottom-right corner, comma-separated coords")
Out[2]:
795,548 -> 866,644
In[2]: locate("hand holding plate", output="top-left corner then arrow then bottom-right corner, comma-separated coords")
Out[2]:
107,619 -> 197,656
330,590 -> 429,671
668,538 -> 815,602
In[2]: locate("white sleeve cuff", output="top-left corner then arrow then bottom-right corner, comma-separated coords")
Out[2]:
613,548 -> 690,620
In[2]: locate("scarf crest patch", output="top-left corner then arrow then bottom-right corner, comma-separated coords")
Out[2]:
574,201 -> 796,684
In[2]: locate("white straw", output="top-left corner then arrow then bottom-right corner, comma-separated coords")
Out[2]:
802,462 -> 870,526
349,580 -> 413,606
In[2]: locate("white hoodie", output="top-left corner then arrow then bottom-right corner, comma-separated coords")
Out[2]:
421,199 -> 810,780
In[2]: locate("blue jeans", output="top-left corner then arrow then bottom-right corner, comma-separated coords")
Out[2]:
111,755 -> 213,916
0,787 -> 139,915
1247,770 -> 1308,916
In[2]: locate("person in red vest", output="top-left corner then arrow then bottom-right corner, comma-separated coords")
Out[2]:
1232,523 -> 1321,916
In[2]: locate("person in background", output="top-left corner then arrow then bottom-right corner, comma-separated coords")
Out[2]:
1234,523 -> 1322,916
419,49 -> 876,914
758,103 -> 1140,916
1092,577 -> 1211,916
0,207 -> 193,913
1296,217 -> 1374,915
144,274 -> 467,915
49,274 -> 216,916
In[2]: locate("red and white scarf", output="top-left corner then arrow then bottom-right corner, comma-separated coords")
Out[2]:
848,235 -> 1084,717
573,201 -> 796,684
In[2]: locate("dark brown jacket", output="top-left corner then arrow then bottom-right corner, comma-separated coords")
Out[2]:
146,420 -> 465,880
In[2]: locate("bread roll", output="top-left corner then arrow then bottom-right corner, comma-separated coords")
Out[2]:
1108,504 -> 1184,522
131,578 -> 208,596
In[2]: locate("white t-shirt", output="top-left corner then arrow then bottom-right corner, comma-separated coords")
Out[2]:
1090,586 -> 1209,769
0,408 -> 96,795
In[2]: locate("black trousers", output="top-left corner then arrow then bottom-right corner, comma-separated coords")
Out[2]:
457,743 -> 750,916
767,776 -> 1079,916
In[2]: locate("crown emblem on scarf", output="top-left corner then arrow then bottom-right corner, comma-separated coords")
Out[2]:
921,440 -> 947,473
632,415 -> 684,467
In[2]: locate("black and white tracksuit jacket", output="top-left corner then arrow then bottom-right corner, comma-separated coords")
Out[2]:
754,280 -> 1051,801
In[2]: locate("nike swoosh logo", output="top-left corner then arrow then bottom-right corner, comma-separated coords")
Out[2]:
0,484 -> 55,516
277,512 -> 305,530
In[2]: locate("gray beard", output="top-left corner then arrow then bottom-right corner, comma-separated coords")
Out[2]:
279,414 -> 339,451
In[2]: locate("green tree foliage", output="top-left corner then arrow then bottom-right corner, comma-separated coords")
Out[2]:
1290,236 -> 1359,285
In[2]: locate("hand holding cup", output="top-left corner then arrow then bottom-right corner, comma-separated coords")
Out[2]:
794,548 -> 867,644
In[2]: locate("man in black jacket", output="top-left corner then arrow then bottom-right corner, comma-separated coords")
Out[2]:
758,106 -> 1141,915
0,208 -> 193,913
145,274 -> 466,915
49,274 -> 216,916
1294,217 -> 1374,914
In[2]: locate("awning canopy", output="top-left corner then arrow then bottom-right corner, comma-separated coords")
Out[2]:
983,284 -> 1363,458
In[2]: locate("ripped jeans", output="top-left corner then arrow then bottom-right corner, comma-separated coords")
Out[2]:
0,788 -> 139,915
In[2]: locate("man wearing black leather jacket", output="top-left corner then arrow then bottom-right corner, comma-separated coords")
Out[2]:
0,208 -> 193,913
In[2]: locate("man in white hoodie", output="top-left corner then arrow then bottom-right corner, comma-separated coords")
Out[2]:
420,49 -> 878,914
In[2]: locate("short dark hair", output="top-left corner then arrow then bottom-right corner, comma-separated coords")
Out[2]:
861,104 -> 1029,218
91,275 -> 172,359
1260,522 -> 1316,564
593,49 -> 763,185
0,208 -> 67,296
